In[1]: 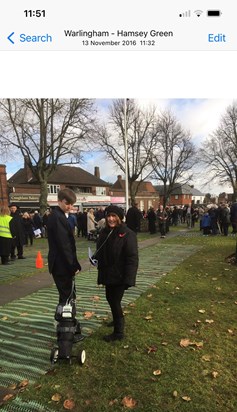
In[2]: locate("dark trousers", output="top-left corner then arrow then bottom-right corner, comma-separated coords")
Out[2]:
10,240 -> 23,258
52,272 -> 76,305
105,285 -> 125,321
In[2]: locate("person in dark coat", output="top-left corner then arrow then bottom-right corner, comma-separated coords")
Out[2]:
147,206 -> 157,234
95,205 -> 138,342
9,204 -> 26,259
47,188 -> 83,338
22,211 -> 34,246
126,203 -> 142,233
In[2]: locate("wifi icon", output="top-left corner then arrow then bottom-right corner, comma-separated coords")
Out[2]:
194,10 -> 203,17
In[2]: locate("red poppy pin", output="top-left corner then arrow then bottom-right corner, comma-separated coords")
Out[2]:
119,233 -> 126,237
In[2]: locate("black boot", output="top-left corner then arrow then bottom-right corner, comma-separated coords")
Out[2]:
103,317 -> 124,342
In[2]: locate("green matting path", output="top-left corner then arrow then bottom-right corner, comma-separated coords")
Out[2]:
0,243 -> 200,411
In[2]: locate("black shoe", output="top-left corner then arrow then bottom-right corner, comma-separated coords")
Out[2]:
2,262 -> 12,265
10,256 -> 16,260
103,333 -> 124,342
18,256 -> 26,259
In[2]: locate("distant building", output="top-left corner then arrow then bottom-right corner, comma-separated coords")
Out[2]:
111,175 -> 159,211
191,187 -> 205,205
7,163 -> 111,210
155,183 -> 205,206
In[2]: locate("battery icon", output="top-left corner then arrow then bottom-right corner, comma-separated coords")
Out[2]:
207,10 -> 221,16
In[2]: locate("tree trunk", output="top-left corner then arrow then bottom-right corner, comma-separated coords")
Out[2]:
39,180 -> 49,215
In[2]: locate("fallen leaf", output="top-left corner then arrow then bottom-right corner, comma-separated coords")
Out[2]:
180,339 -> 203,348
19,312 -> 29,317
153,369 -> 161,376
182,396 -> 191,402
147,345 -> 157,354
212,371 -> 219,378
227,329 -> 234,335
198,309 -> 206,314
202,355 -> 211,362
1,316 -> 8,321
147,294 -> 153,298
91,295 -> 100,301
83,311 -> 95,319
52,393 -> 62,402
212,277 -> 218,281
180,338 -> 190,347
161,342 -> 168,346
18,379 -> 29,388
63,399 -> 75,410
205,319 -> 214,324
121,396 -> 137,408
144,315 -> 153,320
173,390 -> 178,398
3,394 -> 14,402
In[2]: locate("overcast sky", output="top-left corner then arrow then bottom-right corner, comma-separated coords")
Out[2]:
3,98 -> 235,196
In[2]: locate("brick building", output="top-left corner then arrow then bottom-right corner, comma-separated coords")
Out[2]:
0,164 -> 8,208
7,164 -> 111,210
111,175 -> 159,212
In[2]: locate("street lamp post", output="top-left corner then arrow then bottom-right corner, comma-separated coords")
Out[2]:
124,98 -> 129,212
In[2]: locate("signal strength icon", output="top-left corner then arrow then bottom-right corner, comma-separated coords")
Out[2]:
194,10 -> 203,17
179,10 -> 191,17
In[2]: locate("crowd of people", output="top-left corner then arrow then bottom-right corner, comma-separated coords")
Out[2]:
0,204 -> 50,265
1,200 -> 237,266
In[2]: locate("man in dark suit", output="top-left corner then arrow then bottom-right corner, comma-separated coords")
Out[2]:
47,188 -> 83,338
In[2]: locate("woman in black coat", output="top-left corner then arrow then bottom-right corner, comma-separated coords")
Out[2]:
95,205 -> 138,342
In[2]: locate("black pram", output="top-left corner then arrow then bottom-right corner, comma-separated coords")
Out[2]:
50,277 -> 86,365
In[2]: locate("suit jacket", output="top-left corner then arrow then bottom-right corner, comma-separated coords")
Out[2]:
47,206 -> 81,276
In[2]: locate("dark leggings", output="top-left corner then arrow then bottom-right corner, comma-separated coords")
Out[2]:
105,285 -> 125,320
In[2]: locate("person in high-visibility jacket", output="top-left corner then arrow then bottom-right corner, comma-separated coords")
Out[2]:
0,205 -> 14,265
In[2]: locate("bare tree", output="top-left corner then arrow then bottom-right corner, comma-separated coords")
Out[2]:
199,102 -> 237,199
0,98 -> 95,213
94,99 -> 159,205
150,110 -> 196,207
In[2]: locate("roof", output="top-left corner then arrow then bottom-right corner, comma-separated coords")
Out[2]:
112,178 -> 157,193
154,183 -> 192,195
191,187 -> 204,196
8,165 -> 110,187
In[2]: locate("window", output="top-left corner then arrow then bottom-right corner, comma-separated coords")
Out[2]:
47,184 -> 60,194
96,187 -> 106,195
175,195 -> 179,199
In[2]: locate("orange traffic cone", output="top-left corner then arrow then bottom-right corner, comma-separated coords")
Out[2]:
36,251 -> 44,268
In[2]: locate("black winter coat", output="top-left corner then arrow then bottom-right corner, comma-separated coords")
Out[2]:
47,206 -> 81,276
96,224 -> 138,287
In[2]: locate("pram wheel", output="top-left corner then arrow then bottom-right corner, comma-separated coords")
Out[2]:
50,347 -> 59,364
78,349 -> 86,365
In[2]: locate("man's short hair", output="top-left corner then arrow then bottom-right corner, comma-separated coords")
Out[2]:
58,188 -> 77,204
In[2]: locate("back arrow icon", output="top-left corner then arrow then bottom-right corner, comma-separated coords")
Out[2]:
8,32 -> 15,44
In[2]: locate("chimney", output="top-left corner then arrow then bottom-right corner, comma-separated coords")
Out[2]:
118,175 -> 122,180
24,156 -> 33,182
0,164 -> 9,207
94,166 -> 100,179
